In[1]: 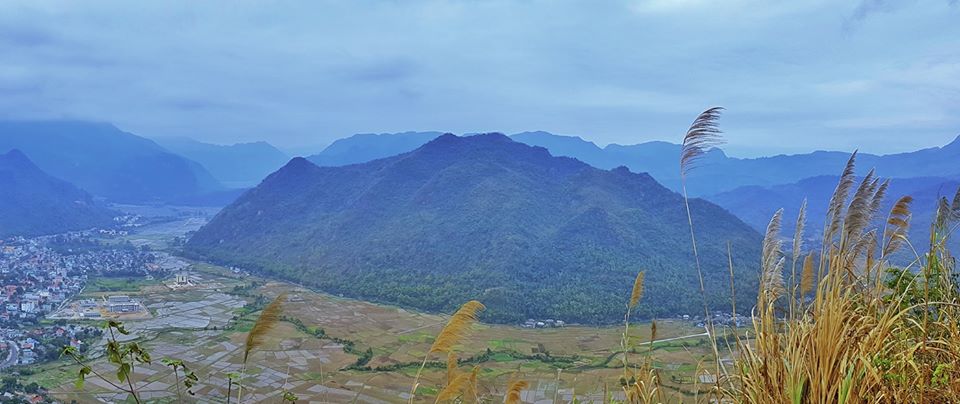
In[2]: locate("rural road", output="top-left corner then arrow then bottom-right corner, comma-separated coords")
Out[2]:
636,326 -> 711,346
0,340 -> 19,369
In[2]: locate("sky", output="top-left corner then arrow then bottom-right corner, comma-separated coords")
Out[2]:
0,0 -> 958,157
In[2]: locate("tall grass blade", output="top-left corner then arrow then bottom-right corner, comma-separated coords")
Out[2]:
505,380 -> 528,404
679,107 -> 725,177
243,293 -> 286,363
629,271 -> 646,309
430,300 -> 485,353
883,195 -> 913,257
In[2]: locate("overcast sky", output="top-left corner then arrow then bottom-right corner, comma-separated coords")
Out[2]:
0,1 -> 958,156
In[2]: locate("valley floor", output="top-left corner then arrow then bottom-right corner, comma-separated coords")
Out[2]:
34,263 -> 726,403
12,208 -> 733,403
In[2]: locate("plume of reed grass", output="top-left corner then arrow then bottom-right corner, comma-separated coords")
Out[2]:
622,270 -> 646,376
678,106 -> 728,394
823,152 -> 858,248
882,196 -> 913,259
236,293 -> 285,404
621,274 -> 665,403
435,372 -> 471,403
800,253 -> 815,297
446,352 -> 458,385
630,271 -> 646,309
789,199 -> 807,319
429,300 -> 485,354
760,208 -> 786,303
409,300 -> 485,403
243,293 -> 286,364
504,380 -> 528,404
734,157 -> 960,403
464,366 -> 480,403
435,364 -> 480,403
626,361 -> 664,404
680,106 -> 725,177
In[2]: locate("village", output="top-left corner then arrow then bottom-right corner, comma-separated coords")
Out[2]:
0,231 -> 190,370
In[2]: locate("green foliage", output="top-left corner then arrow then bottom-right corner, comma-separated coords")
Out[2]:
161,358 -> 199,397
187,134 -> 762,323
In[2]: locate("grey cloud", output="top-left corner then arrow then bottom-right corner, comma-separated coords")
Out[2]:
0,1 -> 956,156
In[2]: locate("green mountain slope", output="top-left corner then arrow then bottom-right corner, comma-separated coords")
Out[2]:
706,174 -> 960,253
187,133 -> 761,323
0,149 -> 116,237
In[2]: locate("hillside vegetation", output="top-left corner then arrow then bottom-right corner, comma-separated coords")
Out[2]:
187,133 -> 762,323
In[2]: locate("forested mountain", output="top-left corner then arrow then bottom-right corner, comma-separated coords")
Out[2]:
0,120 -> 222,203
187,133 -> 761,324
303,130 -> 960,196
154,137 -> 289,187
0,149 -> 116,237
707,173 -> 960,251
306,131 -> 443,166
518,133 -> 960,195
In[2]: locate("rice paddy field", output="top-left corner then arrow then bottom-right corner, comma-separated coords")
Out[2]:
36,262 -> 721,403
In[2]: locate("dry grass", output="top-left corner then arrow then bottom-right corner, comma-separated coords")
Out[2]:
409,300 -> 485,403
734,154 -> 960,404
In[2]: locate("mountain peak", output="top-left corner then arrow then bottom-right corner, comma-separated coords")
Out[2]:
282,156 -> 317,171
0,149 -> 41,173
419,132 -> 514,152
2,148 -> 30,162
944,134 -> 960,151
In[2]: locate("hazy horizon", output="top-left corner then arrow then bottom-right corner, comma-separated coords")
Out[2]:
1,1 -> 958,157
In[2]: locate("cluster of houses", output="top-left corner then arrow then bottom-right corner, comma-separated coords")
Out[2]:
0,233 -> 176,323
1,325 -> 100,367
521,318 -> 566,328
682,311 -> 750,328
0,241 -> 85,323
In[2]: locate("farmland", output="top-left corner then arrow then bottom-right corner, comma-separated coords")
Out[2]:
38,262 -> 722,403
8,212 -> 727,403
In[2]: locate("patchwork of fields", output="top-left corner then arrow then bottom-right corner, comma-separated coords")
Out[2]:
32,263 -> 724,403
14,215 -> 729,403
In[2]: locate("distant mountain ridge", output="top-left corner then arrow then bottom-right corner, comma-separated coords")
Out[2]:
0,149 -> 116,237
306,131 -> 444,166
307,130 -> 960,196
0,120 -> 222,203
706,173 -> 960,249
154,137 -> 289,188
188,133 -> 762,324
